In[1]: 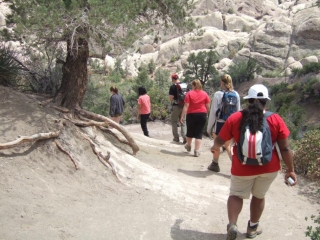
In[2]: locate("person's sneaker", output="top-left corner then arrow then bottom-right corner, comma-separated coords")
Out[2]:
207,161 -> 220,172
226,223 -> 238,240
194,150 -> 200,157
246,221 -> 263,238
183,138 -> 187,144
184,144 -> 191,152
173,138 -> 179,143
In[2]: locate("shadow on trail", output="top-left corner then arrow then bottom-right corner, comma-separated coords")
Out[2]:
160,149 -> 190,156
177,168 -> 231,179
170,219 -> 225,240
171,219 -> 248,240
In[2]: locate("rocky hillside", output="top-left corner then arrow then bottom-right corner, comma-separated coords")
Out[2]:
1,0 -> 319,78
115,0 -> 320,77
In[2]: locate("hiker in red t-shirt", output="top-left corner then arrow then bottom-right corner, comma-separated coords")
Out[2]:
211,84 -> 297,240
180,79 -> 210,157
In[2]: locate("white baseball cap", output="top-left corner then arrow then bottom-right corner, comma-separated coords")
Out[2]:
243,84 -> 271,100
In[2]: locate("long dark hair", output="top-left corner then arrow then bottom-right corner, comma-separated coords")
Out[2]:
240,98 -> 267,134
138,86 -> 147,96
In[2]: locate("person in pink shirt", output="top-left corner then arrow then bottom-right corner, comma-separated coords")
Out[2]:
137,87 -> 151,137
180,79 -> 210,157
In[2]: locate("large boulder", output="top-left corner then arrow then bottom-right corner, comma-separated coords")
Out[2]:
293,7 -> 320,47
300,56 -> 319,66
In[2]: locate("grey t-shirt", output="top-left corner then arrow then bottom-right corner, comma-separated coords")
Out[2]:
109,93 -> 125,117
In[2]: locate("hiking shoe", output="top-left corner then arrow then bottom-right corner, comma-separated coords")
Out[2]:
183,138 -> 187,144
173,138 -> 179,143
207,161 -> 220,172
184,144 -> 191,152
226,223 -> 238,240
194,150 -> 200,157
246,221 -> 262,238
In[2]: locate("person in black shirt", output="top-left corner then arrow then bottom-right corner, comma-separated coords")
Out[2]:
168,73 -> 186,143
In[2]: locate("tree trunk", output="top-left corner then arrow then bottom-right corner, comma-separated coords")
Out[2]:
60,36 -> 89,110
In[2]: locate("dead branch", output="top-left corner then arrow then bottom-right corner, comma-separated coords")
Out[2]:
54,139 -> 79,170
76,107 -> 139,155
81,132 -> 121,181
0,120 -> 65,150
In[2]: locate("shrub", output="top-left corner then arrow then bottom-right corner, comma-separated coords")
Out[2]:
0,45 -> 24,86
183,50 -> 219,87
292,62 -> 320,77
293,130 -> 320,181
148,59 -> 156,74
225,58 -> 262,86
305,190 -> 320,240
300,77 -> 320,101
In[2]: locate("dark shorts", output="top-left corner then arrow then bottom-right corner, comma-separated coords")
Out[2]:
186,113 -> 207,139
215,121 -> 224,135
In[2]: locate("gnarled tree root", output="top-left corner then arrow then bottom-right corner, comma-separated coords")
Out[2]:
54,139 -> 79,170
0,120 -> 64,150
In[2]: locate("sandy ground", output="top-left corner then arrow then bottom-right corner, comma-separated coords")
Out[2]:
0,85 -> 319,240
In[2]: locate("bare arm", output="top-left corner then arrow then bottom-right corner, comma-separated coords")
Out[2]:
211,135 -> 226,154
169,95 -> 174,103
180,103 -> 189,124
205,103 -> 210,113
136,104 -> 141,120
277,138 -> 297,185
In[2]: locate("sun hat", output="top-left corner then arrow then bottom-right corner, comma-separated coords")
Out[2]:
171,73 -> 179,80
243,84 -> 271,100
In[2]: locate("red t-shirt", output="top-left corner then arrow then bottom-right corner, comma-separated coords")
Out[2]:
184,90 -> 210,114
219,111 -> 290,176
138,94 -> 151,114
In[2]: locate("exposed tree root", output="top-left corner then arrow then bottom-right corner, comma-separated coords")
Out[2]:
0,120 -> 65,150
54,139 -> 79,170
76,107 -> 139,155
39,97 -> 54,107
52,105 -> 70,113
99,126 -> 131,145
0,103 -> 139,180
81,132 -> 121,182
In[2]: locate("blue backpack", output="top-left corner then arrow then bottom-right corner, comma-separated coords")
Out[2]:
219,91 -> 238,121
237,111 -> 274,165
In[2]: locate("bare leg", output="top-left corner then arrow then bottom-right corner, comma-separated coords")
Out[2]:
250,196 -> 265,223
195,139 -> 202,151
227,195 -> 243,224
111,116 -> 121,124
186,137 -> 192,146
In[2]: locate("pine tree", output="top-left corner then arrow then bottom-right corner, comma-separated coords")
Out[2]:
6,0 -> 195,111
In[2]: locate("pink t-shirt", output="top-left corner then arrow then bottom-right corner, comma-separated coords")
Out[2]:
219,111 -> 290,176
138,94 -> 151,114
184,90 -> 210,114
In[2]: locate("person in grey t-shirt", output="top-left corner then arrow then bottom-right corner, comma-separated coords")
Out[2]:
109,86 -> 125,124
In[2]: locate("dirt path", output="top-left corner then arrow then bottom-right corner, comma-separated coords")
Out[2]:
0,86 -> 319,240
